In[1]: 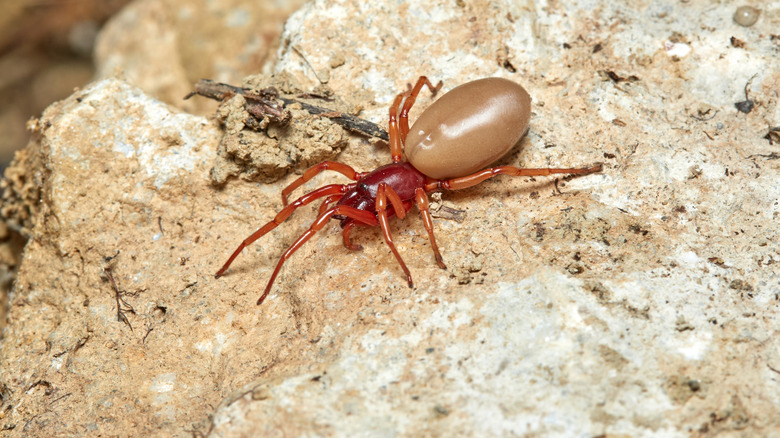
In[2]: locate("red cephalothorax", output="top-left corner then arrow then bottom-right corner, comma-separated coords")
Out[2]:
335,162 -> 426,217
215,77 -> 602,305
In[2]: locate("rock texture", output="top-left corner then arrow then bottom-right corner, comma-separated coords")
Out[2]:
207,74 -> 358,185
1,0 -> 779,436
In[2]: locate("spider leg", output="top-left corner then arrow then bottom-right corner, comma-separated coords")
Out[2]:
376,183 -> 414,288
399,76 -> 442,141
388,93 -> 405,163
414,188 -> 446,269
342,194 -> 411,251
215,183 -> 354,278
424,164 -> 603,191
341,220 -> 363,251
383,183 -> 408,219
318,193 -> 344,215
282,161 -> 365,206
320,194 -> 362,249
258,205 -> 378,305
388,77 -> 442,162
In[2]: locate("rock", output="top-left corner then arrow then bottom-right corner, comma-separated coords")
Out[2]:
0,79 -> 226,435
208,74 -> 353,185
1,0 -> 779,436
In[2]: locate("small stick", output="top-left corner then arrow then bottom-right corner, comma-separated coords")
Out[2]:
186,79 -> 389,141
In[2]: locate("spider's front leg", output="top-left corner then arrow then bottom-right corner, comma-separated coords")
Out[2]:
258,205 -> 378,305
215,183 -> 353,278
281,161 -> 366,206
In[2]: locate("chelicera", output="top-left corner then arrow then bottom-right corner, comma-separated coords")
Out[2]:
215,76 -> 602,304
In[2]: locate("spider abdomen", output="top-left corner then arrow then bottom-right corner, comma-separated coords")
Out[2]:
405,78 -> 531,180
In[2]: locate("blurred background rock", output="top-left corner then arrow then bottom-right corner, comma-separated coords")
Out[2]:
0,0 -> 131,333
0,0 -> 131,169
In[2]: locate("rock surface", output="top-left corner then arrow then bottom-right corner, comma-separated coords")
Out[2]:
207,74 -> 359,185
1,0 -> 779,436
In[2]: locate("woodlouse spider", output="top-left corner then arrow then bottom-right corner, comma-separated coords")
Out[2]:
215,77 -> 602,305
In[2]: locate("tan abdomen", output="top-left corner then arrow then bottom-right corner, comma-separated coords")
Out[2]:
405,77 -> 531,180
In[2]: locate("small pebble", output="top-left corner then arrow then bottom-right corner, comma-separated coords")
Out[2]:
733,6 -> 760,27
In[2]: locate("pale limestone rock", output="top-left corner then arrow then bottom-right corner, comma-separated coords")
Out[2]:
1,0 -> 779,436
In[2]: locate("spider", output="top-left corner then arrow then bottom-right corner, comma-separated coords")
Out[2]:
215,76 -> 602,304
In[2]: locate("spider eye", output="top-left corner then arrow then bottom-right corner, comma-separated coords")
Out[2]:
358,183 -> 369,192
